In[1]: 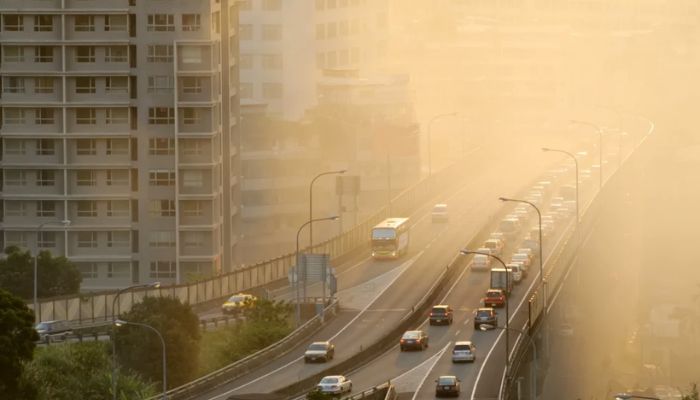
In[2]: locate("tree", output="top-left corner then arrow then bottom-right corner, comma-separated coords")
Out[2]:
0,246 -> 82,299
21,341 -> 155,400
0,288 -> 38,398
116,296 -> 201,388
683,383 -> 699,400
306,388 -> 334,400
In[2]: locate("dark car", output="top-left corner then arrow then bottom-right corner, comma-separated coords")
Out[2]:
474,307 -> 498,330
304,341 -> 335,363
435,375 -> 461,397
483,289 -> 506,308
400,330 -> 429,351
429,305 -> 453,325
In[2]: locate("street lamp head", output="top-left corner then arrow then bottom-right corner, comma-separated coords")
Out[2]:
61,219 -> 71,226
150,282 -> 161,289
114,319 -> 127,327
337,169 -> 347,174
541,147 -> 552,152
498,197 -> 509,202
330,216 -> 340,221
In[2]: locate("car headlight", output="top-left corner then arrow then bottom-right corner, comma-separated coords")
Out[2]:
391,251 -> 396,256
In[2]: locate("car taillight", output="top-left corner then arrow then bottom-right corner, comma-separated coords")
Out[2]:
430,313 -> 434,316
400,339 -> 405,343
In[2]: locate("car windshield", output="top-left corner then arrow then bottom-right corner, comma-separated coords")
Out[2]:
477,310 -> 492,318
308,343 -> 327,351
321,377 -> 339,384
454,344 -> 471,351
371,228 -> 396,240
402,331 -> 420,339
432,308 -> 446,314
227,295 -> 247,303
433,205 -> 447,212
486,291 -> 500,297
438,377 -> 456,385
35,323 -> 48,330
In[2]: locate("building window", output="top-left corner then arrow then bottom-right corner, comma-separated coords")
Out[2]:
239,0 -> 252,10
107,262 -> 130,278
105,77 -> 128,94
182,170 -> 203,188
75,46 -> 95,63
75,108 -> 96,125
77,200 -> 98,217
3,77 -> 25,94
106,139 -> 129,155
5,109 -> 26,124
147,14 -> 174,32
74,15 -> 95,32
148,231 -> 175,248
36,170 -> 55,186
7,232 -> 29,248
148,170 -> 175,186
315,0 -> 325,10
181,46 -> 203,64
148,107 -> 175,124
76,139 -> 96,155
316,52 -> 325,68
75,77 -> 96,94
262,82 -> 283,99
239,54 -> 252,69
107,200 -> 129,217
35,109 -> 55,125
3,15 -> 23,31
183,231 -> 204,248
38,231 -> 56,248
105,15 -> 127,31
5,170 -> 27,186
33,15 -> 53,32
5,140 -> 26,155
37,200 -> 56,217
149,200 -> 175,217
261,24 -> 282,40
106,108 -> 128,124
147,45 -> 173,62
107,231 -> 129,248
105,46 -> 128,62
182,140 -> 204,156
327,22 -> 337,38
4,46 -> 25,62
34,77 -> 54,94
77,232 -> 98,248
239,24 -> 252,40
316,24 -> 325,40
149,261 -> 176,279
148,138 -> 175,155
76,170 -> 97,186
78,263 -> 98,279
6,201 -> 27,217
262,0 -> 282,10
181,77 -> 203,94
182,108 -> 200,125
239,83 -> 253,99
182,200 -> 203,217
36,139 -> 55,155
147,76 -> 174,94
182,14 -> 201,31
262,54 -> 283,70
35,46 -> 54,63
106,170 -> 128,186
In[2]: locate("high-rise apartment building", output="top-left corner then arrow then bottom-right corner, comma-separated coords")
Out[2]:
0,0 -> 241,290
238,0 -> 389,120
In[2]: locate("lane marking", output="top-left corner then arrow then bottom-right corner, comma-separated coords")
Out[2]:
411,342 -> 452,400
209,251 -> 425,399
454,330 -> 461,337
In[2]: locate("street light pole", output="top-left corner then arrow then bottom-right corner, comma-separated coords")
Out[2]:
614,394 -> 660,400
112,282 -> 160,400
542,148 -> 579,224
309,170 -> 346,250
570,120 -> 604,189
34,219 -> 70,322
114,319 -> 168,399
427,112 -> 458,177
460,249 -> 510,378
479,324 -> 538,400
295,216 -> 339,327
499,197 -> 545,309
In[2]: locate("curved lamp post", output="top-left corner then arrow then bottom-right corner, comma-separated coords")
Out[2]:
309,169 -> 346,249
542,148 -> 579,224
112,282 -> 160,400
427,112 -> 458,177
479,324 -> 538,400
460,249 -> 510,376
570,119 -> 604,189
114,319 -> 168,399
34,219 -> 71,321
295,216 -> 339,326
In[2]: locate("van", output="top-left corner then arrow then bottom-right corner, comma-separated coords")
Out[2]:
431,204 -> 449,223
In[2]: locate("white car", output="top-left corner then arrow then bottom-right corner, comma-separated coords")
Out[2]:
517,248 -> 534,260
506,263 -> 523,283
476,247 -> 493,256
470,254 -> 492,271
432,203 -> 449,223
451,341 -> 476,363
317,375 -> 352,394
511,253 -> 531,272
483,238 -> 504,256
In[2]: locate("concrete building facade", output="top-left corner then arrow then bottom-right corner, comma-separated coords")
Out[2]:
0,0 -> 241,289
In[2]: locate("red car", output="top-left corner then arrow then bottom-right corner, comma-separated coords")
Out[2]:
483,289 -> 506,308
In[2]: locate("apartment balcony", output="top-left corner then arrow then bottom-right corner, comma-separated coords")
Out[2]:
178,199 -> 216,227
178,107 -> 216,134
1,86 -> 63,104
68,232 -> 132,257
64,0 -> 129,9
0,24 -> 63,43
0,0 -> 62,8
176,45 -> 214,73
66,77 -> 130,104
65,109 -> 130,134
177,76 -> 215,103
179,229 -> 216,257
65,16 -> 130,42
1,48 -> 62,73
178,167 -> 215,196
67,169 -> 130,197
2,230 -> 67,255
65,47 -> 129,73
178,138 -> 218,166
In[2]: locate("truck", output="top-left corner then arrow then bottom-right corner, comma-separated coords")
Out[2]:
490,267 -> 513,294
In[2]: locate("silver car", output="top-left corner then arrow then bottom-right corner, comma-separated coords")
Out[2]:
451,341 -> 476,363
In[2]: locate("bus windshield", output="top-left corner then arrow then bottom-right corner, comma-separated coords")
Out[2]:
372,228 -> 396,240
